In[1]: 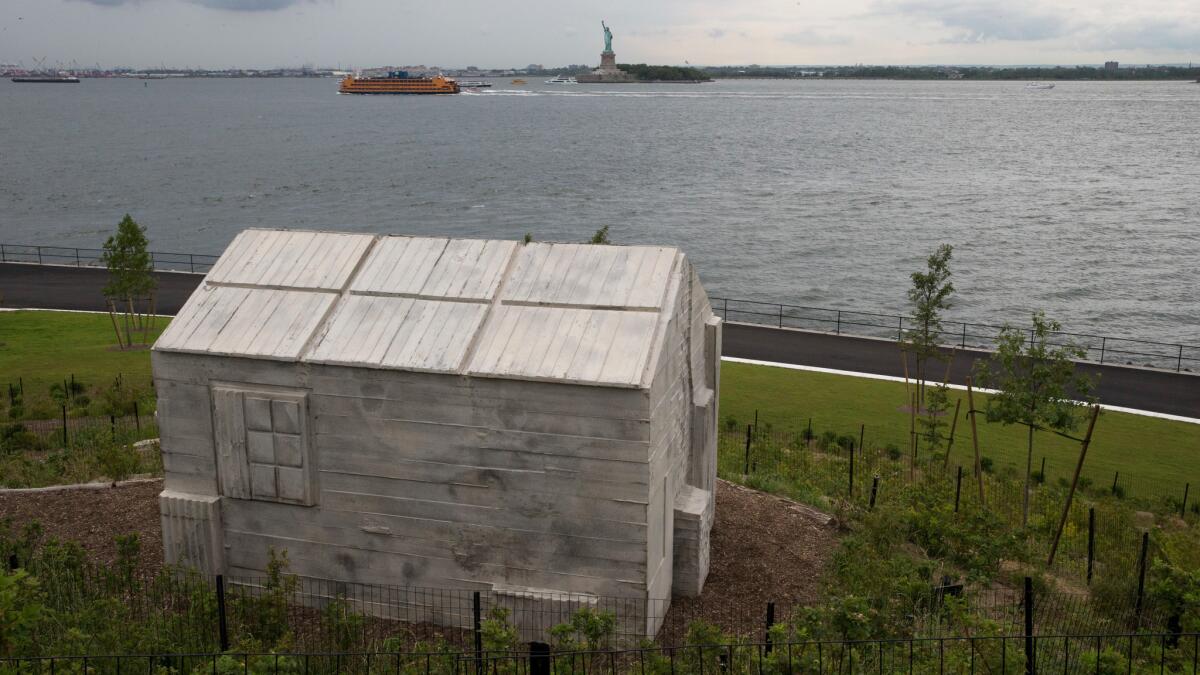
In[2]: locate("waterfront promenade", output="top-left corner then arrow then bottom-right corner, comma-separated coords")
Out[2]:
2,261 -> 1197,418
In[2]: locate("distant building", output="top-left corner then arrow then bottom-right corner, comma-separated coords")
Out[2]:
1105,61 -> 1119,71
526,64 -> 544,71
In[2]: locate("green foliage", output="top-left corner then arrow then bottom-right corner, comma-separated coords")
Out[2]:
918,384 -> 952,454
522,232 -> 533,244
321,595 -> 365,652
1149,559 -> 1200,633
900,244 -> 953,402
96,442 -> 140,485
232,548 -> 297,646
548,607 -> 616,651
480,606 -> 520,653
587,225 -> 611,245
0,570 -> 46,657
616,63 -> 710,81
101,215 -> 156,300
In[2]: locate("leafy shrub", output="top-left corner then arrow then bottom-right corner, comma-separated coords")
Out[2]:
723,416 -> 738,432
0,569 -> 46,657
480,606 -> 520,653
818,430 -> 838,451
322,595 -> 365,652
979,456 -> 994,473
836,434 -> 857,451
885,443 -> 902,460
548,607 -> 616,651
97,443 -> 140,485
232,548 -> 297,647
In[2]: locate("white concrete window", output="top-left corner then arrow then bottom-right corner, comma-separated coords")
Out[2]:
212,385 -> 315,506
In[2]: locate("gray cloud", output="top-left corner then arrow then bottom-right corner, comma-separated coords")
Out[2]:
68,0 -> 312,10
779,29 -> 851,46
1089,19 -> 1200,51
881,0 -> 1068,42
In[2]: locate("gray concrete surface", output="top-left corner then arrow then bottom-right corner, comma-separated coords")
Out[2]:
4,262 -> 1197,418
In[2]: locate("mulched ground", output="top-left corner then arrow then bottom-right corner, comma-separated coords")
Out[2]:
0,479 -> 165,574
0,477 -> 838,641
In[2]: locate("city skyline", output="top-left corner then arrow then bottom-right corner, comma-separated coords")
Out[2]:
2,0 -> 1198,70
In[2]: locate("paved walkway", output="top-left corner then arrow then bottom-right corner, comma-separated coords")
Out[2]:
3,262 -> 1196,417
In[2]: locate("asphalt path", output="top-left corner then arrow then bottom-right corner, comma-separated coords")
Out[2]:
3,262 -> 1196,418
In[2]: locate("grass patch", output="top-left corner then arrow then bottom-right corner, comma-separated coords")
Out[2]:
0,310 -> 167,396
719,360 -> 1200,490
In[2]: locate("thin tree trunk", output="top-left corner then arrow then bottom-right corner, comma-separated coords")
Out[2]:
1048,405 -> 1101,566
966,377 -> 985,505
943,397 -> 962,470
910,391 -> 918,480
122,297 -> 132,348
107,299 -> 125,349
1023,422 -> 1034,527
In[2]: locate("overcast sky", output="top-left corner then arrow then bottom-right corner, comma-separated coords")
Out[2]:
2,0 -> 1198,69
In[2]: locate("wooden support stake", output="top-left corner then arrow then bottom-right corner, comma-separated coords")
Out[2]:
966,377 -> 985,505
910,391 -> 917,480
943,397 -> 962,470
1047,404 -> 1100,566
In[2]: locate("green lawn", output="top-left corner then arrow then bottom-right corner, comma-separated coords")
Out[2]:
720,360 -> 1200,491
2,310 -> 1195,492
0,310 -> 167,399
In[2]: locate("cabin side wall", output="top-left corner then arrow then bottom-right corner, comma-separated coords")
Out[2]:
647,259 -> 719,603
153,350 -> 653,599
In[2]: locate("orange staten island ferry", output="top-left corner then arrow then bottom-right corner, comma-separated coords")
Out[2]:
339,70 -> 460,95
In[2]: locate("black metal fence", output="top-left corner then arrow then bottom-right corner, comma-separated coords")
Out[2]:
711,296 -> 1200,373
5,633 -> 1199,674
0,243 -> 219,273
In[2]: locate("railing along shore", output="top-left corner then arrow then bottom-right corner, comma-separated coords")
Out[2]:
2,242 -> 1195,372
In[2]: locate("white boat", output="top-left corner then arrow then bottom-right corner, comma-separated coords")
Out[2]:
545,74 -> 578,84
1025,82 -> 1055,90
458,80 -> 492,88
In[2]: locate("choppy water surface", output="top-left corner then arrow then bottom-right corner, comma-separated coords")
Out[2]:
1,78 -> 1197,342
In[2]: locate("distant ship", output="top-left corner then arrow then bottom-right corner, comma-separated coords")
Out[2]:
511,78 -> 527,85
458,80 -> 492,88
545,74 -> 578,84
1025,82 -> 1055,90
11,75 -> 80,84
339,71 -> 459,95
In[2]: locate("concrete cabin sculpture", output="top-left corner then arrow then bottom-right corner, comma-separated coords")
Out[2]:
152,229 -> 721,639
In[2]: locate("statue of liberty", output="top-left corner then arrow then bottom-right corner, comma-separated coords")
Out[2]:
602,21 -> 614,53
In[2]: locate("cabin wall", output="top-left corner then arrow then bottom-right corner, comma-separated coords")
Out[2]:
153,350 -> 653,601
648,260 -> 719,603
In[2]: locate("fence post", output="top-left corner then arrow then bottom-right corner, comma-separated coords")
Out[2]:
134,401 -> 140,432
1112,472 -> 1119,495
75,248 -> 81,266
1182,483 -> 1190,519
765,602 -> 775,654
1134,531 -> 1149,629
1086,507 -> 1095,584
835,310 -> 841,335
189,254 -> 195,273
858,424 -> 865,457
1178,345 -> 1184,373
960,322 -> 966,348
848,441 -> 855,499
216,575 -> 230,652
777,304 -> 783,328
62,404 -> 68,446
1,244 -> 5,262
1039,457 -> 1045,482
744,425 -> 752,475
6,553 -> 17,571
897,316 -> 903,341
37,246 -> 42,265
1099,337 -> 1106,364
473,591 -> 483,675
954,466 -> 963,513
111,414 -> 117,441
869,475 -> 879,510
1023,576 -> 1035,675
528,642 -> 550,675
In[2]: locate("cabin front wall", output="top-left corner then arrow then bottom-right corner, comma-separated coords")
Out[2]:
153,350 -> 654,604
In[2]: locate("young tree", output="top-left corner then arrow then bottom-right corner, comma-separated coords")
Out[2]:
974,311 -> 1096,526
101,214 -> 157,349
900,244 -> 954,408
588,225 -> 611,245
917,383 -> 952,459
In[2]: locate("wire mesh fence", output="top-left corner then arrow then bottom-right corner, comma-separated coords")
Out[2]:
4,633 -> 1199,674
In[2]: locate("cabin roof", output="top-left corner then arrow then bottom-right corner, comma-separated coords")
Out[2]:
154,229 -> 691,388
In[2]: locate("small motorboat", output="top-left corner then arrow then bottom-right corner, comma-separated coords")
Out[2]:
511,78 -> 527,85
1025,82 -> 1055,90
545,74 -> 578,85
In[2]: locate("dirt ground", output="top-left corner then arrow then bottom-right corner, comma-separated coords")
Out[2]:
0,477 -> 838,640
0,480 -> 165,574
